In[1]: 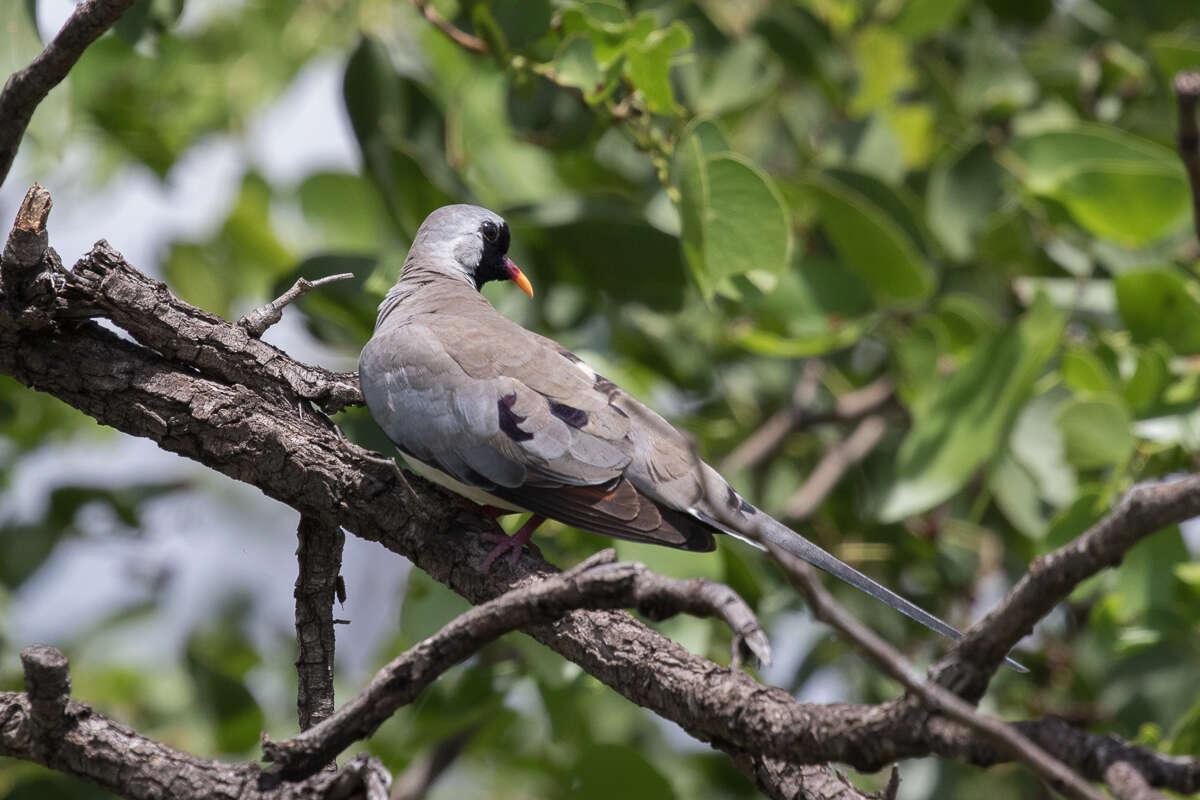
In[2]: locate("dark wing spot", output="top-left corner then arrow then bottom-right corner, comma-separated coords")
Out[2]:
592,375 -> 630,416
558,349 -> 583,364
726,484 -> 757,516
498,393 -> 534,442
548,399 -> 588,428
594,375 -> 618,396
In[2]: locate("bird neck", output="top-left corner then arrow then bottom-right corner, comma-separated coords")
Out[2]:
375,267 -> 490,330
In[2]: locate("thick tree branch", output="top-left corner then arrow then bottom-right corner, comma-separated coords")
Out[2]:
2,646 -> 392,800
0,0 -> 136,186
264,549 -> 769,778
2,192 -> 1199,796
931,474 -> 1200,702
294,516 -> 345,735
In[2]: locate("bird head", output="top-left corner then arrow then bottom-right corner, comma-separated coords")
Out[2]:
410,204 -> 534,297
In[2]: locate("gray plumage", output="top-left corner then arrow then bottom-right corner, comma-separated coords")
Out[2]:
359,204 -> 1025,670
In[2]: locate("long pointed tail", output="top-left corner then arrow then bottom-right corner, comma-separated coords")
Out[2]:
733,509 -> 1027,672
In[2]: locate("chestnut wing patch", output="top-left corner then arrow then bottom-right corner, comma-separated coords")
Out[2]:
490,478 -> 718,552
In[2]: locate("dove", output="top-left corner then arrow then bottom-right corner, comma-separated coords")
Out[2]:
359,204 -> 1025,670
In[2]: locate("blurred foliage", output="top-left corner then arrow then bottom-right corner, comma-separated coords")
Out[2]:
4,0 -> 1200,797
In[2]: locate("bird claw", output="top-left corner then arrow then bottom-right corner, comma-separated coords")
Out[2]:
478,529 -> 542,571
478,515 -> 546,572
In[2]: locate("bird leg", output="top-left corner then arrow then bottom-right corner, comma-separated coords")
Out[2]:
475,505 -> 516,521
480,514 -> 546,571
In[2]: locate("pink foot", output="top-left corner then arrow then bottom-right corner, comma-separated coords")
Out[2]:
480,515 -> 546,571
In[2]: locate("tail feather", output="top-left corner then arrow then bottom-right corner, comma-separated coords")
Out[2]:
704,506 -> 1028,673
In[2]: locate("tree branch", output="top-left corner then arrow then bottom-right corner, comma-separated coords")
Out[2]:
1105,761 -> 1167,800
3,190 -> 1199,797
721,370 -> 894,474
2,646 -> 393,800
294,516 -> 345,735
931,475 -> 1200,702
263,549 -> 769,778
0,0 -> 137,187
783,414 -> 886,521
410,0 -> 487,54
1174,70 -> 1200,243
389,727 -> 476,800
765,548 -> 1103,800
239,273 -> 354,338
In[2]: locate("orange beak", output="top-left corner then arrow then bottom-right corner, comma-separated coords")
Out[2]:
505,257 -> 534,298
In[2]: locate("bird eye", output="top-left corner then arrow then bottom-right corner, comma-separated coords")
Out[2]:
481,221 -> 498,243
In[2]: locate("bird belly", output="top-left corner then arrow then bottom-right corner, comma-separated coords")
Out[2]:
400,453 -> 529,513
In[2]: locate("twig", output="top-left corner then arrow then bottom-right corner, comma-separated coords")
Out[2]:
390,726 -> 477,800
0,0 -> 136,186
2,646 -> 392,799
294,516 -> 345,737
411,0 -> 487,54
237,272 -> 353,338
1174,71 -> 1200,243
783,415 -> 887,521
19,645 -> 70,730
1104,761 -> 1167,800
262,549 -> 769,778
931,475 -> 1200,702
1,184 -> 52,276
721,361 -> 824,472
765,547 -> 1105,800
1,183 -> 64,317
721,371 -> 893,473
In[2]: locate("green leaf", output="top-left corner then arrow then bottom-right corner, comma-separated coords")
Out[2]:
534,215 -> 688,311
729,316 -> 877,358
804,172 -> 934,305
1008,389 -> 1078,510
1054,163 -> 1190,247
1124,344 -> 1171,413
297,173 -> 387,253
1109,524 -> 1188,621
553,37 -> 610,100
342,36 -> 459,235
625,21 -> 691,114
927,142 -> 1006,261
1055,396 -> 1134,469
848,26 -> 914,116
1115,268 -> 1200,354
1166,693 -> 1200,757
1009,125 -> 1190,246
573,744 -> 675,800
878,295 -> 1065,521
672,130 -> 791,299
891,0 -> 972,37
1062,346 -> 1117,396
990,453 -> 1048,537
1148,31 -> 1200,84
